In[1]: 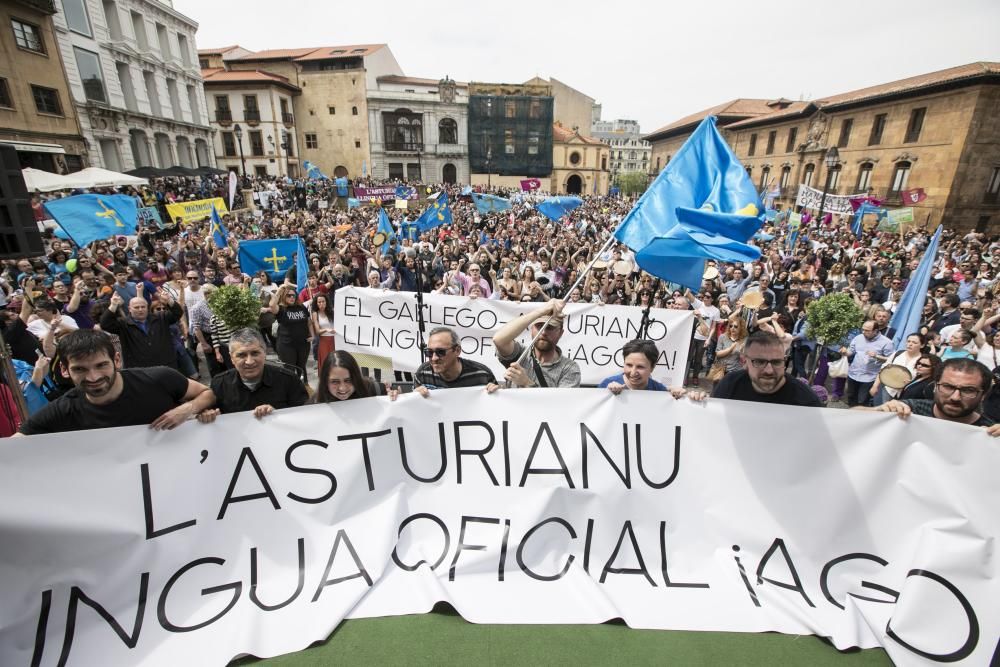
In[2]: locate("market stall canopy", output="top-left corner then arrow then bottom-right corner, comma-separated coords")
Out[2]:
21,168 -> 89,192
68,167 -> 148,188
162,166 -> 201,177
126,166 -> 168,178
195,166 -> 229,176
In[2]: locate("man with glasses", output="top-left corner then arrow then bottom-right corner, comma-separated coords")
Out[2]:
840,320 -> 894,407
864,358 -> 996,430
711,330 -> 821,406
493,300 -> 581,388
414,327 -> 499,396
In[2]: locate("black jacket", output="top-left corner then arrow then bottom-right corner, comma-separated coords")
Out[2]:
100,302 -> 181,369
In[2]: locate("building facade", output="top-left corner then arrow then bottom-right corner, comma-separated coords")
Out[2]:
524,76 -> 594,138
645,63 -> 1000,232
219,44 -> 403,180
551,123 -> 609,195
201,64 -> 300,177
0,0 -> 87,171
467,81 -> 553,187
49,0 -> 213,172
367,74 -> 468,184
592,118 -> 651,183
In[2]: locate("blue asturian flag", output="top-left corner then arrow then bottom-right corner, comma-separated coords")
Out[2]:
238,238 -> 304,282
348,198 -> 361,209
210,205 -> 228,249
888,226 -> 942,350
536,196 -> 584,221
415,192 -> 453,232
614,116 -> 763,289
335,177 -> 349,197
294,236 -> 309,294
43,194 -> 138,247
302,161 -> 329,180
376,208 -> 395,253
472,193 -> 512,215
853,202 -> 887,239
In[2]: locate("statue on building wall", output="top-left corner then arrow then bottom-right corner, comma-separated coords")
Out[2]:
803,114 -> 828,151
439,76 -> 456,104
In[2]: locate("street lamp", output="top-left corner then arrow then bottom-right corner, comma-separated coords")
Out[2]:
280,130 -> 290,177
233,123 -> 247,176
486,147 -> 492,188
815,146 -> 840,224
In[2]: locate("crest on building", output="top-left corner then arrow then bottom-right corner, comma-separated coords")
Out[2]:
439,76 -> 456,104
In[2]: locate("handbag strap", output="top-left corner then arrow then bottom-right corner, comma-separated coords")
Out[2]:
531,356 -> 549,388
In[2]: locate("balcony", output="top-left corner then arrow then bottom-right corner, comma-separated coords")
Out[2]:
385,142 -> 424,153
243,109 -> 261,125
215,109 -> 232,124
282,112 -> 294,126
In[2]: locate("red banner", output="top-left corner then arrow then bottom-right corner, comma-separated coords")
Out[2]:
900,188 -> 927,205
520,178 -> 541,191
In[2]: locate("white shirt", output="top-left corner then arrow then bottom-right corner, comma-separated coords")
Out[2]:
939,324 -> 978,354
184,286 -> 205,326
689,296 -> 719,341
27,314 -> 78,339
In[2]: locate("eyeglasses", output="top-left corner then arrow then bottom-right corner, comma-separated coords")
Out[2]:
748,358 -> 786,369
425,346 -> 455,358
935,382 -> 982,399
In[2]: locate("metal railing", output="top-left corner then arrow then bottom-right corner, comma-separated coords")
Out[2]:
215,109 -> 232,123
243,109 -> 261,123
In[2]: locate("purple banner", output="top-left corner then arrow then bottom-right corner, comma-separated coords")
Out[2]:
354,185 -> 418,202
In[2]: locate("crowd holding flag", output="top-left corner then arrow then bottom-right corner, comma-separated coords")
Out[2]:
302,161 -> 329,180
43,194 -> 138,247
375,208 -> 395,253
520,178 -> 541,191
614,116 -> 764,288
888,225 -> 943,350
900,187 -> 927,205
238,237 -> 306,283
414,191 -> 453,232
472,192 -> 512,215
209,205 -> 229,249
536,195 -> 583,221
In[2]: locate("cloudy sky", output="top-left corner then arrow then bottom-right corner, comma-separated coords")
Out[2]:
173,0 -> 999,134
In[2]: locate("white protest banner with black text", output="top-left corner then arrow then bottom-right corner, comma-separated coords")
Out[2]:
333,287 -> 694,386
1,391 -> 997,666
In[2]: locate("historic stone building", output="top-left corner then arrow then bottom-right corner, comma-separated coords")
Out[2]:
200,57 -> 300,177
0,0 -> 87,171
48,0 -> 214,171
217,45 -> 403,179
591,118 -> 651,183
366,74 -> 468,184
645,62 -> 1000,232
524,76 -> 595,138
551,122 -> 610,195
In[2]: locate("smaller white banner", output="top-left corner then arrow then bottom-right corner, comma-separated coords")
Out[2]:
796,184 -> 867,215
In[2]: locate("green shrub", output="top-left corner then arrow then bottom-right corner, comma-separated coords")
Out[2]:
207,285 -> 261,330
805,292 -> 864,344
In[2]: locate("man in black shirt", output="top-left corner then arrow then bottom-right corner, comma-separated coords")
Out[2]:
199,328 -> 308,421
100,289 -> 182,369
17,330 -> 214,435
414,327 -> 499,397
711,330 -> 822,407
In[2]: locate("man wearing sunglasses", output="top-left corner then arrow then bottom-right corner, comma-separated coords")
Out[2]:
413,327 -> 499,397
711,330 -> 821,406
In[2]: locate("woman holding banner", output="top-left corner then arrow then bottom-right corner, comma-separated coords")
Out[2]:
309,351 -> 398,403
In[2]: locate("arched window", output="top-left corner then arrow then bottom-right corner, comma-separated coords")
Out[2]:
438,118 -> 457,145
780,165 -> 791,189
856,162 -> 874,191
803,163 -> 815,188
890,161 -> 911,194
828,165 -> 842,190
759,166 -> 770,190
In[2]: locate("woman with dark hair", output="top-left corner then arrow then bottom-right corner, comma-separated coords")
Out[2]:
779,289 -> 804,322
599,339 -> 667,393
898,353 -> 941,401
310,293 -> 336,369
310,350 -> 398,403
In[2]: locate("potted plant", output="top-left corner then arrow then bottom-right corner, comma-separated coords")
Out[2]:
207,285 -> 262,330
805,292 -> 864,381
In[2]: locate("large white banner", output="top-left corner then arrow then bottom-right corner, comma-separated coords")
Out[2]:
333,287 -> 694,386
796,184 -> 868,215
1,391 -> 998,666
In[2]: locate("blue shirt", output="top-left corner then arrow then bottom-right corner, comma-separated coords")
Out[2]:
847,332 -> 894,382
598,374 -> 668,391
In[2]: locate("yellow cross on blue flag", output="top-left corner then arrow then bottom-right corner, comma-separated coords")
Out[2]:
238,238 -> 300,282
614,116 -> 764,288
210,205 -> 228,249
415,192 -> 453,233
43,194 -> 138,248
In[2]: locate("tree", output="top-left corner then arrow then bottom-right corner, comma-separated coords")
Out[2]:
207,285 -> 262,330
615,171 -> 649,196
805,292 -> 864,345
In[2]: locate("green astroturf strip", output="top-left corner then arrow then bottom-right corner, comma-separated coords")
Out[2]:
231,606 -> 891,666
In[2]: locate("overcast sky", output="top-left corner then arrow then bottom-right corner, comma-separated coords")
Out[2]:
173,0 -> 999,134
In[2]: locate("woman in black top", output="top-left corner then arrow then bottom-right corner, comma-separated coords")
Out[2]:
269,283 -> 313,383
898,353 -> 941,401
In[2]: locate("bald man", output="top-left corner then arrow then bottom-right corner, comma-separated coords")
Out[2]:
100,289 -> 183,369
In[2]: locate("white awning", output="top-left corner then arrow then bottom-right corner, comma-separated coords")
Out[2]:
0,140 -> 66,155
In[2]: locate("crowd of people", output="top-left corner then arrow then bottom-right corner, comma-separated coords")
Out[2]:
2,171 -> 998,437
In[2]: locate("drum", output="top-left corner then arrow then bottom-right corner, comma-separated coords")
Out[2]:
612,260 -> 632,276
878,364 -> 913,390
371,231 -> 388,247
739,286 -> 765,311
703,266 -> 720,281
592,260 -> 609,271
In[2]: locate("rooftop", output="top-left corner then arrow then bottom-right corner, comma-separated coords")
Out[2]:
197,45 -> 241,56
201,69 -> 301,92
815,61 -> 1000,108
644,99 -> 776,140
553,124 -> 607,146
377,75 -> 468,87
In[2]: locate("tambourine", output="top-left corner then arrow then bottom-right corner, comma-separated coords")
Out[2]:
371,231 -> 388,247
703,266 -> 720,281
739,286 -> 765,311
612,260 -> 632,276
878,364 -> 913,390
592,260 -> 609,271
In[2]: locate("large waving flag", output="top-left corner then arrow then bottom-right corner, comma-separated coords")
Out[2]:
414,192 -> 453,232
294,236 -> 309,294
536,196 -> 583,221
210,204 -> 228,249
853,201 -> 887,239
614,116 -> 763,288
472,193 -> 512,215
238,238 -> 304,282
375,208 -> 395,253
43,194 -> 138,247
888,226 -> 942,350
302,161 -> 329,180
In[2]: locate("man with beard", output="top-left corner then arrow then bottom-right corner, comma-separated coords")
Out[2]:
414,327 -> 499,396
712,330 -> 821,406
15,330 -> 214,435
493,300 -> 581,388
866,358 -> 995,428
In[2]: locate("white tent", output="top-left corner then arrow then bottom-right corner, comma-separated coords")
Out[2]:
21,168 -> 89,192
67,167 -> 148,188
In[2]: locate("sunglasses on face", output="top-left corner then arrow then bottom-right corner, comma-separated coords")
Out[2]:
425,346 -> 455,358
